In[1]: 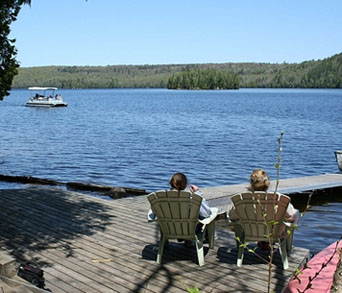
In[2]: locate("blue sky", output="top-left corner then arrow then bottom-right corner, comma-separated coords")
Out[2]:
11,0 -> 342,67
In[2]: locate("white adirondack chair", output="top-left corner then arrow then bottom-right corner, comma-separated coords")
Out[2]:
227,191 -> 296,269
147,190 -> 218,266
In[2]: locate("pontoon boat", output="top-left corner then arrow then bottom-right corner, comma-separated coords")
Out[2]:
26,87 -> 68,107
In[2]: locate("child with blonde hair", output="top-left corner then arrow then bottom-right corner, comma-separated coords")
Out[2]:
229,169 -> 298,250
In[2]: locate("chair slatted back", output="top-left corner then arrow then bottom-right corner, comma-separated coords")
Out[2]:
231,191 -> 290,241
147,190 -> 202,239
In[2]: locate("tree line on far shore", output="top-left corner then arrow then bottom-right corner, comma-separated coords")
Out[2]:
12,52 -> 342,90
167,68 -> 240,89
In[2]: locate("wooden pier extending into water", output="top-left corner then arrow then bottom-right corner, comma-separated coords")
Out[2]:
1,172 -> 341,292
0,191 -> 305,292
203,173 -> 342,213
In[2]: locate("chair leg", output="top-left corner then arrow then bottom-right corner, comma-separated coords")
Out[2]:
236,230 -> 245,267
195,236 -> 205,266
237,245 -> 244,267
157,233 -> 166,264
207,221 -> 215,249
286,230 -> 294,253
279,238 -> 289,270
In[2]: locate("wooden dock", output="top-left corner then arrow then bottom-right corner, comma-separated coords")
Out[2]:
0,186 -> 310,293
203,173 -> 342,213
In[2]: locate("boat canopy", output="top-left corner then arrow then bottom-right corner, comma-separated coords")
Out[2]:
28,87 -> 58,91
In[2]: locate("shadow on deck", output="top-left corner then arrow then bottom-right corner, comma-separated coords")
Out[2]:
0,187 -> 309,293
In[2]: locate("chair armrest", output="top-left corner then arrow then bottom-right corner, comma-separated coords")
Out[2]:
283,209 -> 300,227
199,207 -> 218,225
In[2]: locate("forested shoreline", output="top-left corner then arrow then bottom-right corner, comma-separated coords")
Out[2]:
12,52 -> 342,89
167,68 -> 240,89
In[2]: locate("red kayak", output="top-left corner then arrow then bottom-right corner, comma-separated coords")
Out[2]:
284,240 -> 342,293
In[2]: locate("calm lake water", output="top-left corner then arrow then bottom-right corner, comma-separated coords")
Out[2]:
1,88 -> 342,253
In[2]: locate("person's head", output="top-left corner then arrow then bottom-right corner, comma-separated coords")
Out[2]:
248,169 -> 270,191
169,172 -> 187,191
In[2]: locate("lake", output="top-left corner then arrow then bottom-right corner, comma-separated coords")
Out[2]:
2,88 -> 342,189
1,88 -> 342,253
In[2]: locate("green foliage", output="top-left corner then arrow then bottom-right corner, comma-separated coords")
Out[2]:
13,65 -> 173,89
167,68 -> 240,90
248,247 -> 257,254
187,287 -> 200,293
12,52 -> 342,89
0,0 -> 31,100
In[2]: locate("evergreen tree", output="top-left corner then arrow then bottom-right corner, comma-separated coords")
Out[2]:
167,68 -> 240,90
0,0 -> 31,100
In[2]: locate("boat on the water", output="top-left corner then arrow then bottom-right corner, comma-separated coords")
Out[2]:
26,87 -> 68,107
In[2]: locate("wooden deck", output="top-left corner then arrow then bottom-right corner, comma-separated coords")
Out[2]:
0,187 -> 310,293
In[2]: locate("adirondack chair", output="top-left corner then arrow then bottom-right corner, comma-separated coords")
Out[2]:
227,191 -> 296,269
147,190 -> 218,266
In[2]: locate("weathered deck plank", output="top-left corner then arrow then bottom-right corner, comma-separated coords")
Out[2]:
0,187 -> 309,292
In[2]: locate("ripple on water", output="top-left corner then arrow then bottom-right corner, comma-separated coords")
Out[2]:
1,88 -> 342,251
293,201 -> 342,254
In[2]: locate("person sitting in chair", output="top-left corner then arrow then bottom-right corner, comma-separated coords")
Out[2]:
148,172 -> 212,246
228,168 -> 298,250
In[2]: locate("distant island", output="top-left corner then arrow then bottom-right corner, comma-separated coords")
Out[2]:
12,52 -> 342,89
167,68 -> 240,90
